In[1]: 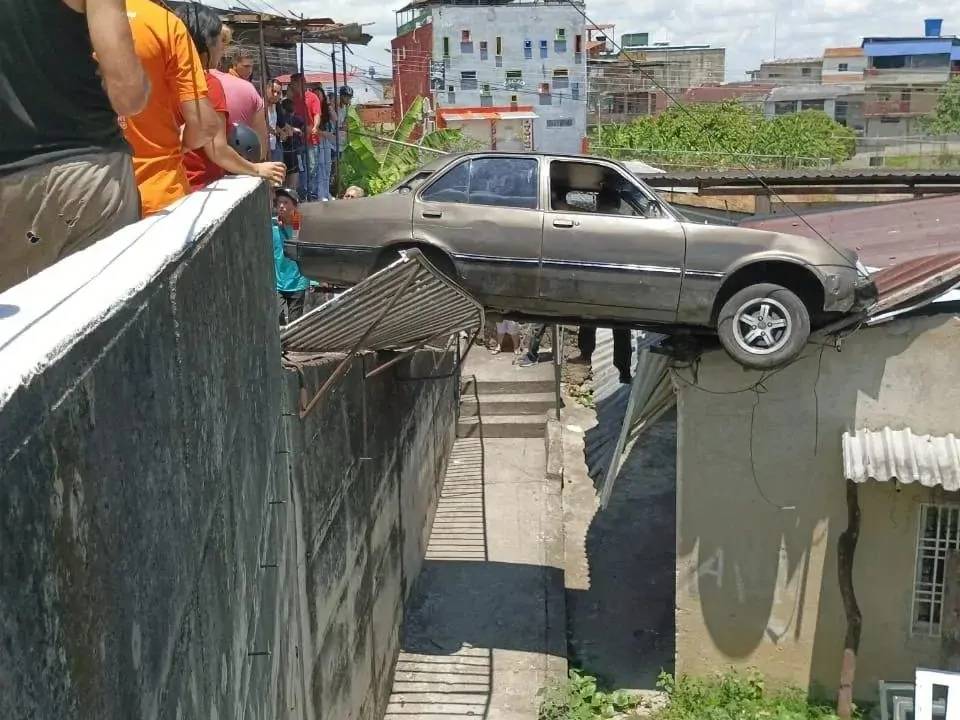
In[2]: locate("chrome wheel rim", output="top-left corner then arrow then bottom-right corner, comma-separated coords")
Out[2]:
732,296 -> 792,355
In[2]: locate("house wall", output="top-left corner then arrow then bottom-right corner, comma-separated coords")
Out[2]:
758,60 -> 823,84
0,178 -> 458,720
392,22 -> 434,124
430,2 -> 587,154
822,55 -> 866,84
675,313 -> 960,700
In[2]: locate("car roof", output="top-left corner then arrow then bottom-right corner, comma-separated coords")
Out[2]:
422,150 -> 630,171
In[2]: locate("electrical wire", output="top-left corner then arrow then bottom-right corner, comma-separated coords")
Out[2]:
553,0 -> 869,281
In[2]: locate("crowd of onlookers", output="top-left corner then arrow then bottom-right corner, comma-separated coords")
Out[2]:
0,0 -> 364,311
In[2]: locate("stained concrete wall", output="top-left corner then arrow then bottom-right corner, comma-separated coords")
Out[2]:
675,313 -> 960,699
0,178 -> 457,719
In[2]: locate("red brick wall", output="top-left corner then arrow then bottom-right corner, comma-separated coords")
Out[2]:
392,23 -> 433,124
358,106 -> 394,126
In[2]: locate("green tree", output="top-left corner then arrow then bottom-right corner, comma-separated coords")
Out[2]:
590,102 -> 856,169
339,96 -> 470,195
922,76 -> 960,134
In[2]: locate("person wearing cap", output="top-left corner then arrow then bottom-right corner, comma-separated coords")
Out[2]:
273,187 -> 314,324
174,3 -> 284,191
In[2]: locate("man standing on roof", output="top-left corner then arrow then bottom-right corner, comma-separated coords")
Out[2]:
0,0 -> 150,292
288,73 -> 324,202
122,0 -> 219,216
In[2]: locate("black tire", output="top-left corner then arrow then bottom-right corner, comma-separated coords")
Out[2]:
716,283 -> 810,370
371,246 -> 456,279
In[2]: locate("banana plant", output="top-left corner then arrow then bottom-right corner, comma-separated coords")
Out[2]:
340,96 -> 470,195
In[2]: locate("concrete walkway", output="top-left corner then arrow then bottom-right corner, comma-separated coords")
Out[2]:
383,351 -> 566,719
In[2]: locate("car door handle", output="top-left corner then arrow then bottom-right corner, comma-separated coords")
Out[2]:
422,210 -> 443,218
553,219 -> 574,228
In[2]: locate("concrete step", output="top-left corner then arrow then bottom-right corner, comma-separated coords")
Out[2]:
460,392 -> 556,417
462,378 -> 556,396
456,415 -> 547,439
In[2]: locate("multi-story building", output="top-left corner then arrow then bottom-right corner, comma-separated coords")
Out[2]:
822,47 -> 866,84
587,39 -> 725,123
748,57 -> 823,85
861,19 -> 960,137
391,0 -> 588,154
763,84 -> 865,131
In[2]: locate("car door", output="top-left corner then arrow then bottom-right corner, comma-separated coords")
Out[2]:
539,159 -> 686,322
412,155 -> 544,302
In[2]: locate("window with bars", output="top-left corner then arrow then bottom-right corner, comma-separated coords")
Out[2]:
460,71 -> 478,90
913,504 -> 960,636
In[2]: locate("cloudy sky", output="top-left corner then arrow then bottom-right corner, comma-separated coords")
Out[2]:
263,0 -> 953,81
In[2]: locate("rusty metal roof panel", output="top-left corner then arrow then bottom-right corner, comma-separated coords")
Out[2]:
843,428 -> 960,491
641,168 -> 960,186
867,252 -> 960,318
741,195 -> 960,268
280,249 -> 484,354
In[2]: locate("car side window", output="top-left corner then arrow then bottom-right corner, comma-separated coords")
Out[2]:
421,160 -> 470,203
421,157 -> 539,210
549,161 -> 660,218
468,158 -> 538,209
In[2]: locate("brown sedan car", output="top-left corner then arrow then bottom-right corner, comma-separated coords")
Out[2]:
290,152 -> 870,368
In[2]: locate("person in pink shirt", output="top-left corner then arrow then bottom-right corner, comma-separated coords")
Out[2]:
209,65 -> 268,160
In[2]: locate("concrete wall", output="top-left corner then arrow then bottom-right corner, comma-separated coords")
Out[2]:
431,2 -> 588,154
0,179 -> 457,719
675,313 -> 960,699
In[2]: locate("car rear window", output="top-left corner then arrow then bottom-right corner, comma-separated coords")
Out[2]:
421,157 -> 538,209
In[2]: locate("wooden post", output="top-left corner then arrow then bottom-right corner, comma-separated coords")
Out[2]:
836,479 -> 862,720
331,43 -> 342,197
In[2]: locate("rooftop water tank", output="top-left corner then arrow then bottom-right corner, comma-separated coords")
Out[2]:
925,18 -> 943,37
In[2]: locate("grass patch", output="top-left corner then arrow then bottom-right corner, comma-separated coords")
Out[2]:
539,669 -> 642,719
538,670 -> 851,720
654,671 -> 847,720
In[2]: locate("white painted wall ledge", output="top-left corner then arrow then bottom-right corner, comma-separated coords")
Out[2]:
0,177 -> 263,409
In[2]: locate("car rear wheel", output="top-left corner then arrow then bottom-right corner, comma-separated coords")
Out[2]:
717,283 -> 810,370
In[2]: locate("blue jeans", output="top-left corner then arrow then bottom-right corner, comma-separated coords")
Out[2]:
301,143 -> 332,201
316,142 -> 332,201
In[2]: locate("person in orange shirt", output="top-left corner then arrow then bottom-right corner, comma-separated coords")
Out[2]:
122,0 -> 219,215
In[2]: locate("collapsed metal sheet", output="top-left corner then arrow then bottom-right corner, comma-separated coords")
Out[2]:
280,248 -> 484,354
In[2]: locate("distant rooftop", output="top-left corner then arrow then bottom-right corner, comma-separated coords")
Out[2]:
397,0 -> 582,10
823,46 -> 864,57
760,56 -> 822,66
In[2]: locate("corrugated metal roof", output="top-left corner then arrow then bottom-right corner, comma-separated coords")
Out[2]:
740,194 -> 960,268
824,47 -> 864,57
280,249 -> 484,354
862,38 -> 958,57
642,168 -> 960,187
868,252 -> 960,316
584,330 -> 674,500
843,428 -> 960,490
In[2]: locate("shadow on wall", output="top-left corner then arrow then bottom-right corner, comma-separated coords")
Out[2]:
576,403 -> 678,690
674,325 -> 918,692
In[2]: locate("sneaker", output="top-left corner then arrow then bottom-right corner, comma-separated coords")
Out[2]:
518,355 -> 538,367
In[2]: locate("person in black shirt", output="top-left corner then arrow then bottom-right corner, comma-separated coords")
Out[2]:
0,0 -> 150,293
278,97 -> 306,198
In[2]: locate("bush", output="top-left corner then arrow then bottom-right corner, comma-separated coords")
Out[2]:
653,671 -> 847,720
538,669 -> 641,719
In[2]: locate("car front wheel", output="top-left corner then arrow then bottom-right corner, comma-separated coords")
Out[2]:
717,283 -> 810,370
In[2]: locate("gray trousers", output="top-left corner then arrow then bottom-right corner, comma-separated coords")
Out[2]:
0,151 -> 141,293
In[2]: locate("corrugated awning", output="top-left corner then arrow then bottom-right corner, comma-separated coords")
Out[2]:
281,249 -> 483,354
281,249 -> 484,418
843,427 -> 960,491
438,109 -> 538,122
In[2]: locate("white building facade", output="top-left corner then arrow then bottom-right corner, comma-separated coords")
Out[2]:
426,1 -> 588,154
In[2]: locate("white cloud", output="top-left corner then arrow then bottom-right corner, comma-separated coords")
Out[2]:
262,0 -> 954,81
